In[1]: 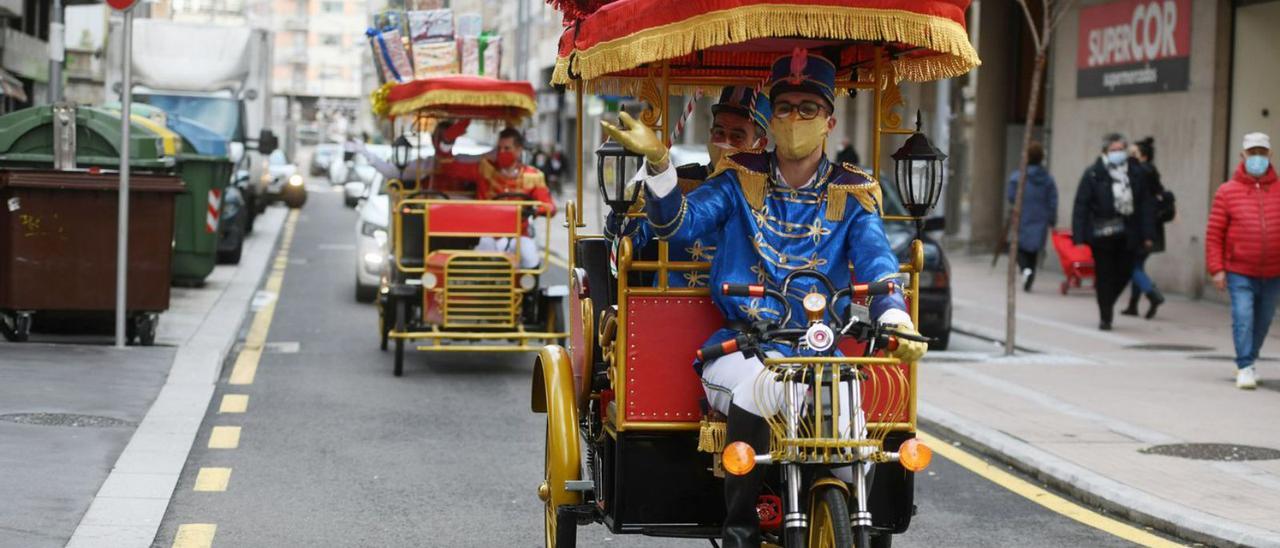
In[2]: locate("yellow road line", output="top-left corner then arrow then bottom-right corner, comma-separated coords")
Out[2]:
193,468 -> 232,492
208,426 -> 241,449
218,394 -> 248,414
173,524 -> 216,548
225,210 -> 299,386
918,431 -> 1183,547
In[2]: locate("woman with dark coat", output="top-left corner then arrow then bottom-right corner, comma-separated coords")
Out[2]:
1121,137 -> 1171,318
1072,133 -> 1156,330
1006,141 -> 1058,291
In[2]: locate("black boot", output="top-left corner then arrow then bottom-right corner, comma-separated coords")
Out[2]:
1145,289 -> 1165,319
1120,290 -> 1140,316
723,404 -> 771,548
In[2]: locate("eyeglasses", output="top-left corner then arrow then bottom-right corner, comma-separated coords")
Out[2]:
773,101 -> 827,120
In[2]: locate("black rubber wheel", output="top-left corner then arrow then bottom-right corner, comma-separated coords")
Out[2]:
2,313 -> 31,342
553,504 -> 578,548
378,298 -> 390,351
355,280 -> 377,303
808,484 -> 853,548
869,532 -> 893,548
393,300 -> 405,377
137,315 -> 157,347
217,234 -> 244,264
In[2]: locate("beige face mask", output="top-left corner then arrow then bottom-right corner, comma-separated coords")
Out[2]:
770,116 -> 829,160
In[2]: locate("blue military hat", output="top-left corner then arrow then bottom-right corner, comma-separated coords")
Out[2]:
765,48 -> 837,110
711,85 -> 771,135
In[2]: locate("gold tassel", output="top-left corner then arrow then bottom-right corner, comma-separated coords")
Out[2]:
697,416 -> 728,453
710,156 -> 768,211
826,182 -> 883,221
553,5 -> 981,88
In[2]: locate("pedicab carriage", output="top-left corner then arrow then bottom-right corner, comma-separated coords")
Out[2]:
528,1 -> 979,546
374,75 -> 567,377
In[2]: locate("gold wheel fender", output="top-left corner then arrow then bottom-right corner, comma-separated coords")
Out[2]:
808,478 -> 852,548
532,345 -> 582,547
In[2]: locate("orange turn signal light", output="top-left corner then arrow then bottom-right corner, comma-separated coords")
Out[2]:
723,441 -> 757,476
898,438 -> 933,472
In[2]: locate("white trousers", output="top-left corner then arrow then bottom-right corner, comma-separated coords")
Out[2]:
701,350 -> 865,482
475,236 -> 541,269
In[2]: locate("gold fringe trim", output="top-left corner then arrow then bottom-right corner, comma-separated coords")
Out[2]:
826,165 -> 883,221
388,89 -> 537,118
552,4 -> 979,86
697,416 -> 728,453
711,155 -> 767,211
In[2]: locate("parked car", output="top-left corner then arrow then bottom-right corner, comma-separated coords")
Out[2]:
880,180 -> 951,350
354,174 -> 390,302
310,142 -> 341,176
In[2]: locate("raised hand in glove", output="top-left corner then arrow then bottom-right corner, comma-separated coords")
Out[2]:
600,111 -> 668,171
890,326 -> 928,363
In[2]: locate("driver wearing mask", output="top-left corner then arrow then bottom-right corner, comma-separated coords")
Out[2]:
436,124 -> 556,269
603,49 -> 926,548
605,86 -> 771,288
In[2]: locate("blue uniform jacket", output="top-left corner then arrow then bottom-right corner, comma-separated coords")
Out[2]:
605,163 -> 717,288
644,151 -> 907,363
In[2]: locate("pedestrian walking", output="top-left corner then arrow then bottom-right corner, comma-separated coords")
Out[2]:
1206,132 -> 1280,389
1121,137 -> 1172,319
1072,133 -> 1155,331
1006,142 -> 1057,292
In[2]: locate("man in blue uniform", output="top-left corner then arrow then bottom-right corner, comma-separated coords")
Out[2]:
603,49 -> 927,547
604,86 -> 771,287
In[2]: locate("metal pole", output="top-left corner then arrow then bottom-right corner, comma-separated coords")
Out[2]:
115,8 -> 133,348
48,0 -> 64,103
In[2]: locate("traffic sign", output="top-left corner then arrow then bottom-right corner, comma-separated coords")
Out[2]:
106,0 -> 138,11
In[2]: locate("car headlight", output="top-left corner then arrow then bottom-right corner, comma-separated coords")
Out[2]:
422,272 -> 438,289
362,252 -> 384,266
519,273 -> 538,290
288,174 -> 304,186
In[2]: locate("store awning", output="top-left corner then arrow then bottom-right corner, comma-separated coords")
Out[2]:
0,69 -> 28,103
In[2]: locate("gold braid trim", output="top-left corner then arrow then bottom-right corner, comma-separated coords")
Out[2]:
552,4 -> 980,87
711,156 -> 768,211
387,89 -> 537,118
826,164 -> 883,221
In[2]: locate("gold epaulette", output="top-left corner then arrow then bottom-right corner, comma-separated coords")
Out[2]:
522,168 -> 547,190
710,156 -> 768,211
825,163 -> 883,221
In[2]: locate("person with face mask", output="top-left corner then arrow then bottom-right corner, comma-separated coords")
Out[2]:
1206,132 -> 1280,389
435,124 -> 556,269
602,49 -> 925,548
1072,132 -> 1156,331
604,86 -> 771,288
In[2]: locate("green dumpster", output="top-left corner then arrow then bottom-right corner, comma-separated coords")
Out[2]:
111,103 -> 233,285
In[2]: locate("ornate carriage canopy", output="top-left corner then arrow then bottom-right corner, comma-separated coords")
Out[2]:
383,75 -> 538,120
549,0 -> 980,91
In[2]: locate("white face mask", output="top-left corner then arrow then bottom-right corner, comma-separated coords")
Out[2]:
1106,150 -> 1128,166
707,139 -> 760,168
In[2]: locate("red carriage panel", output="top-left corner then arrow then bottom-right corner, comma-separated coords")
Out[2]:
425,202 -> 522,236
624,296 -> 723,423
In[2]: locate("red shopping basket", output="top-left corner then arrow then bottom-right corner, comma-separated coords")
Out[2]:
1051,229 -> 1094,295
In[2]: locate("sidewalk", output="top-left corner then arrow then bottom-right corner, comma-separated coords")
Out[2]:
0,207 -> 285,548
923,250 -> 1280,547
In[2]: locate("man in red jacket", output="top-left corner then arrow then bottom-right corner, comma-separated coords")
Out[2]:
1206,132 -> 1279,389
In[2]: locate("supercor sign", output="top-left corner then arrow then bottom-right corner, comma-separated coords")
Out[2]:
1076,0 -> 1191,98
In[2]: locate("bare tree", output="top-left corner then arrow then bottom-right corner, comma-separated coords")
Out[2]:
1005,0 -> 1076,355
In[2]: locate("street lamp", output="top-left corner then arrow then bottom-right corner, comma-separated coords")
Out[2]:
595,138 -> 644,213
392,134 -> 412,171
890,111 -> 947,219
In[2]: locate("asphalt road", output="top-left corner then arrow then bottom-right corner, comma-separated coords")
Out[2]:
153,180 -> 1150,547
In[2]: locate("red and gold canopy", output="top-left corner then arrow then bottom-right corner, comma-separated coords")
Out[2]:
550,0 -> 980,91
383,75 -> 538,120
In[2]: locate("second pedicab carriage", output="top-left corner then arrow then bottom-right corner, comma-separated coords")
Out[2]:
376,75 -> 567,376
530,1 -> 979,546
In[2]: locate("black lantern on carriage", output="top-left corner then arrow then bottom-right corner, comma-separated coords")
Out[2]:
890,111 -> 947,219
595,138 -> 645,213
392,134 -> 413,171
